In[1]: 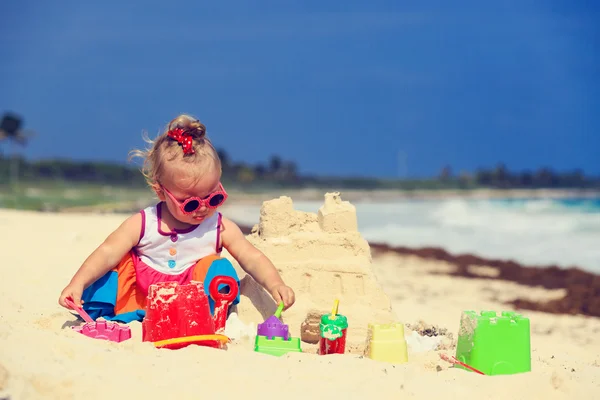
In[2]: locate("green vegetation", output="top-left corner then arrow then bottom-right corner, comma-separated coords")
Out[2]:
0,180 -> 152,211
2,153 -> 599,190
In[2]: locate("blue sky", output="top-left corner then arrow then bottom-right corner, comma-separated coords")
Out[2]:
1,0 -> 598,178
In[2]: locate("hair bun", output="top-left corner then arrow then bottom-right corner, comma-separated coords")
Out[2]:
169,114 -> 206,140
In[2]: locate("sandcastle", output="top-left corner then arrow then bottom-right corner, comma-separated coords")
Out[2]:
229,192 -> 397,352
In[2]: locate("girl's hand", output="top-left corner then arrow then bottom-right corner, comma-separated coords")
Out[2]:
219,216 -> 296,309
58,282 -> 85,309
269,283 -> 296,310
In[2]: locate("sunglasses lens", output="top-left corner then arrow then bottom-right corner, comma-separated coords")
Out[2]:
183,200 -> 200,213
209,194 -> 225,207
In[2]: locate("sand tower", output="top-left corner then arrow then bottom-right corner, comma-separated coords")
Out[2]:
231,192 -> 397,352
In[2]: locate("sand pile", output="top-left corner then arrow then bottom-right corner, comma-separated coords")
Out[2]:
227,192 -> 397,351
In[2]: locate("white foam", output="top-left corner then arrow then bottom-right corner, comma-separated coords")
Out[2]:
223,198 -> 600,273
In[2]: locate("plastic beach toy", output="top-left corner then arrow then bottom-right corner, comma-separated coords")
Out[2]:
65,298 -> 131,343
366,322 -> 408,364
454,310 -> 531,375
153,334 -> 230,349
142,276 -> 239,350
440,353 -> 485,375
319,299 -> 348,355
256,302 -> 289,339
254,302 -> 302,356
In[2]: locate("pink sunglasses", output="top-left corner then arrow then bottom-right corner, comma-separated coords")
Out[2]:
161,182 -> 228,214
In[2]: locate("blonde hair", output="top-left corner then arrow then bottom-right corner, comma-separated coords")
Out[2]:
129,114 -> 221,187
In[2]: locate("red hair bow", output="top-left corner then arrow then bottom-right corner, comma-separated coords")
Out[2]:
167,128 -> 195,155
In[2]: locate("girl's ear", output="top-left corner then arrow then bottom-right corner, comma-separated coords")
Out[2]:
152,183 -> 166,201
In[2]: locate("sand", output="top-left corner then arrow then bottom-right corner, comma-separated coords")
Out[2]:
1,193 -> 599,399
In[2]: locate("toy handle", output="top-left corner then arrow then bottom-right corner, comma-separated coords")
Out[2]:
209,275 -> 239,303
65,297 -> 94,323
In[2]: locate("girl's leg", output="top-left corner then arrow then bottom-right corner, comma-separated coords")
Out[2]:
114,251 -> 147,316
190,254 -> 221,282
81,251 -> 146,322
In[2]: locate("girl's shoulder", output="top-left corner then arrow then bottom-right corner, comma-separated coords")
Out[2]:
121,204 -> 160,247
106,211 -> 146,249
216,215 -> 246,238
139,203 -> 160,219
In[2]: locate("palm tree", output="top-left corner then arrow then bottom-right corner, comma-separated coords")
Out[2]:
0,112 -> 35,187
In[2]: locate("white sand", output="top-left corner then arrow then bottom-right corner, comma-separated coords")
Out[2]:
1,194 -> 599,400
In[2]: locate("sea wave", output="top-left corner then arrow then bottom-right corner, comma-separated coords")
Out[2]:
223,197 -> 600,273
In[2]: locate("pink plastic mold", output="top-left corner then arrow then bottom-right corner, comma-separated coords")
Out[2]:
65,298 -> 131,343
72,320 -> 132,342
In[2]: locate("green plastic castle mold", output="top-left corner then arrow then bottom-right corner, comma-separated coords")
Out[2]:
455,310 -> 531,375
254,335 -> 303,357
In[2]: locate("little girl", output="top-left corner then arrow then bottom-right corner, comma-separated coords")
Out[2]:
58,114 -> 295,322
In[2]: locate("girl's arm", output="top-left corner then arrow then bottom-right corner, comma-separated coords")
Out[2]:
68,212 -> 142,291
220,216 -> 292,299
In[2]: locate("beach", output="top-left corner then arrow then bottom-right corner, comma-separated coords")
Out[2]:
1,193 -> 599,399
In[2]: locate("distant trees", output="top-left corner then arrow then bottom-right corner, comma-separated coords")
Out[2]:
0,109 -> 597,190
0,112 -> 32,146
442,163 -> 597,189
0,112 -> 35,187
0,150 -> 301,187
215,149 -> 300,184
1,152 -> 598,190
474,163 -> 600,189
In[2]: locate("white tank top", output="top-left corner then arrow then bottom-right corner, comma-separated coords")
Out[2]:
135,203 -> 222,275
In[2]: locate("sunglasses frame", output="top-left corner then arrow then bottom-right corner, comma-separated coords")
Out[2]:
161,182 -> 228,215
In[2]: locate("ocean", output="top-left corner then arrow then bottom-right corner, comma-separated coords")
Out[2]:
223,197 -> 600,274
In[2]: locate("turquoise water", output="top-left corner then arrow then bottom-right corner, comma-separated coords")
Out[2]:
489,197 -> 600,213
224,196 -> 600,273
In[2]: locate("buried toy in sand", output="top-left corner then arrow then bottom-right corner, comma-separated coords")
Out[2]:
448,310 -> 532,376
318,300 -> 348,355
252,299 -> 349,357
365,322 -> 408,364
65,275 -> 239,350
65,297 -> 131,343
65,289 -> 532,377
142,277 -> 239,350
254,302 -> 302,356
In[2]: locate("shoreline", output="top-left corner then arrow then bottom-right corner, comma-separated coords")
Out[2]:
223,187 -> 600,203
236,223 -> 600,319
4,187 -> 599,214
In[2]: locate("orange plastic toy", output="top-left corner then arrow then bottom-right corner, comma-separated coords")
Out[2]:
142,276 -> 239,350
